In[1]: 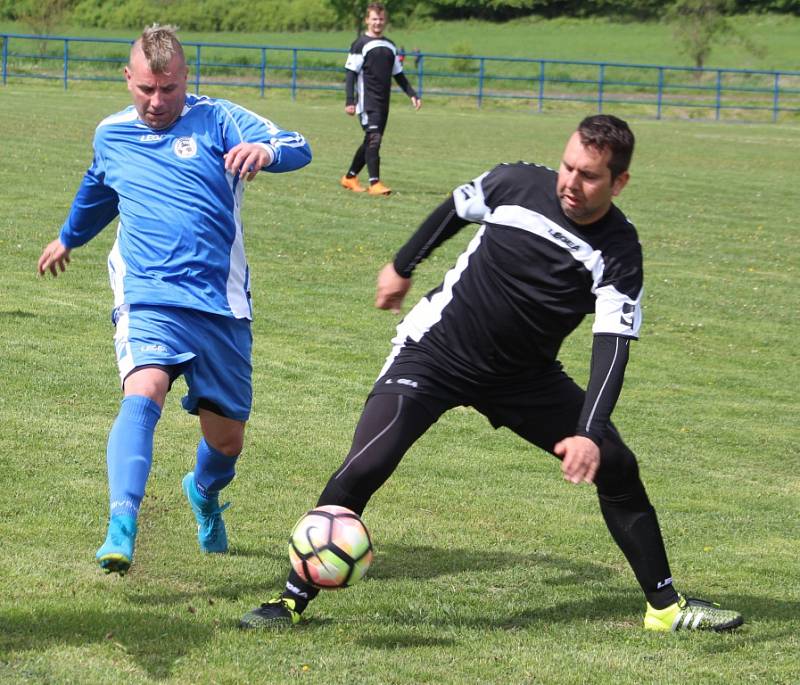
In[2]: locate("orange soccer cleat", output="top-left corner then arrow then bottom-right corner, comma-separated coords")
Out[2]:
367,181 -> 392,196
340,175 -> 366,192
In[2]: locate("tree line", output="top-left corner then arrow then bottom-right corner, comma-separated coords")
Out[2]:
3,0 -> 799,35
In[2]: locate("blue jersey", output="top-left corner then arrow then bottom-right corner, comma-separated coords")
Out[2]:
59,94 -> 312,319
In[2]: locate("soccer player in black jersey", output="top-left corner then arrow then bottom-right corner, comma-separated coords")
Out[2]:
339,2 -> 421,196
242,115 -> 743,633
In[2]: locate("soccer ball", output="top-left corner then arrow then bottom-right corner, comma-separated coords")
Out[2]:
289,505 -> 373,589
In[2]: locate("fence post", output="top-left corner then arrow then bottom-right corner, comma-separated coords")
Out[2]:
537,60 -> 545,113
291,48 -> 297,100
2,35 -> 8,86
63,39 -> 69,90
194,45 -> 201,94
772,72 -> 780,123
477,57 -> 485,108
715,69 -> 722,121
598,63 -> 605,113
416,54 -> 424,99
260,47 -> 266,98
657,67 -> 664,120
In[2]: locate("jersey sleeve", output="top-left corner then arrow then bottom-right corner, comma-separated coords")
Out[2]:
452,170 -> 492,222
59,144 -> 119,249
592,238 -> 643,338
218,101 -> 311,173
345,69 -> 357,105
576,334 -> 631,444
393,196 -> 470,278
393,71 -> 417,98
344,40 -> 363,73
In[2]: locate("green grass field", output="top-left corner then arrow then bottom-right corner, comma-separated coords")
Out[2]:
0,83 -> 798,684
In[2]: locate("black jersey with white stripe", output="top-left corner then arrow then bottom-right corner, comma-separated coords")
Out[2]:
388,162 -> 643,382
345,34 -> 408,114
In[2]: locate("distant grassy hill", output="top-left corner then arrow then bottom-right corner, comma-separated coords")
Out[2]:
2,14 -> 799,71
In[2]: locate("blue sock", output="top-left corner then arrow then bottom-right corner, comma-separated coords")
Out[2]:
106,395 -> 161,519
194,438 -> 238,498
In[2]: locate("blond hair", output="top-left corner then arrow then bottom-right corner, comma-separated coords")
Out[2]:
131,24 -> 185,73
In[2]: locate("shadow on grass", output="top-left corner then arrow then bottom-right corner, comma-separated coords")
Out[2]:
6,545 -> 781,677
0,606 -> 213,681
369,542 -> 612,584
357,634 -> 457,649
0,309 -> 35,319
122,573 -> 288,608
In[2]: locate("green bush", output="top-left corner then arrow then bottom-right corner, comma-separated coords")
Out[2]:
7,0 -> 800,33
69,0 -> 338,32
449,41 -> 478,72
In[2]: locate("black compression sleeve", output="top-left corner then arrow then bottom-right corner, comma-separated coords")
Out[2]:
576,335 -> 631,444
345,70 -> 356,106
393,72 -> 417,99
393,196 -> 470,278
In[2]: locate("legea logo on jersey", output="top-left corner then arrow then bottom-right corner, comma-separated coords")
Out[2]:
138,344 -> 168,353
173,136 -> 198,159
139,134 -> 164,143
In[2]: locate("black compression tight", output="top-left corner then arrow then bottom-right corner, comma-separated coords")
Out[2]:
318,393 -> 438,513
284,394 -> 438,608
348,131 -> 384,181
593,436 -> 678,609
285,393 -> 678,611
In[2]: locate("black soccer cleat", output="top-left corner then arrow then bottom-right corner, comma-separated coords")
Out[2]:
239,596 -> 302,630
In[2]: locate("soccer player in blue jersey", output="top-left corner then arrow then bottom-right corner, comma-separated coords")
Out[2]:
37,24 -> 312,576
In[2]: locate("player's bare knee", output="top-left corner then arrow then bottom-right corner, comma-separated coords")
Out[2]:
204,429 -> 244,456
123,366 -> 170,405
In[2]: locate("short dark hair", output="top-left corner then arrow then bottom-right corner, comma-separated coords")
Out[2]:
366,2 -> 386,16
577,114 -> 634,179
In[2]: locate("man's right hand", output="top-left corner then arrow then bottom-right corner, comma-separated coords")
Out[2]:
345,105 -> 356,116
37,238 -> 71,277
375,262 -> 411,314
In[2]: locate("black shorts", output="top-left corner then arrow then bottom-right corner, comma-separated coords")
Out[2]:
370,346 -> 594,455
359,109 -> 388,133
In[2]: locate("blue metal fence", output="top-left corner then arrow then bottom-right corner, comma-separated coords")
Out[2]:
2,33 -> 799,123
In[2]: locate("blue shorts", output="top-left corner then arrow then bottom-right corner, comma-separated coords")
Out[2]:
112,304 -> 253,421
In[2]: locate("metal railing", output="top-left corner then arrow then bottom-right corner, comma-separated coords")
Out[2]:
2,33 -> 799,123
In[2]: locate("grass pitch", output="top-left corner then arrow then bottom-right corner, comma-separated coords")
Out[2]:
0,84 -> 798,684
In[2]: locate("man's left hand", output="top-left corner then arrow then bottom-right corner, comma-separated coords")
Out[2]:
411,96 -> 422,110
554,435 -> 600,485
224,142 -> 272,181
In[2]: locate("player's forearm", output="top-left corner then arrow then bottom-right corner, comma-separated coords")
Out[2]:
393,196 -> 469,278
393,72 -> 417,99
345,70 -> 357,106
59,172 -> 119,248
262,132 -> 312,173
576,334 -> 631,444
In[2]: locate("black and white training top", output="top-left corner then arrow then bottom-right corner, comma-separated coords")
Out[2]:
344,34 -> 416,116
386,162 -> 644,443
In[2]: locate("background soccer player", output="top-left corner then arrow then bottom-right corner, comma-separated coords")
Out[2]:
339,2 -> 421,196
37,24 -> 311,576
241,115 -> 743,633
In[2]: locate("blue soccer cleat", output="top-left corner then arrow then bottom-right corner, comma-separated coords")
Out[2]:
182,472 -> 230,553
96,514 -> 138,576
